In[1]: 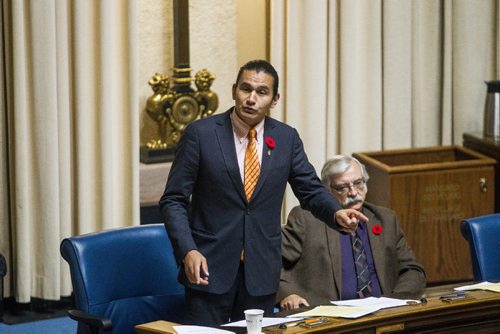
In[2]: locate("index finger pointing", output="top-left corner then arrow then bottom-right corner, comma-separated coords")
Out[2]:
350,210 -> 368,222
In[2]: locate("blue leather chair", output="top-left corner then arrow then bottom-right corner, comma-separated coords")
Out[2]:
461,214 -> 500,282
61,224 -> 184,334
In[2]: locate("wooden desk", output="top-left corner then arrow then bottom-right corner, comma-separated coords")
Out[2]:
135,288 -> 500,334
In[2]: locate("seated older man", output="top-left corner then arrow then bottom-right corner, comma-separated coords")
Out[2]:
278,155 -> 426,310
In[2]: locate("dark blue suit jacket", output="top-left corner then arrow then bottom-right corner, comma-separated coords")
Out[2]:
159,109 -> 340,296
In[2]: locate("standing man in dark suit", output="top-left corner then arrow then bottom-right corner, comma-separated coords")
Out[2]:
278,155 -> 426,310
159,60 -> 367,326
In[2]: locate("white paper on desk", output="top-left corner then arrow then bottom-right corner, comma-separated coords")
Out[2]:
173,325 -> 235,334
333,296 -> 419,310
288,305 -> 379,319
455,281 -> 500,293
221,317 -> 303,327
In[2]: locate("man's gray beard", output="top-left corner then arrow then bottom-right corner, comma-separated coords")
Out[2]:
342,194 -> 363,208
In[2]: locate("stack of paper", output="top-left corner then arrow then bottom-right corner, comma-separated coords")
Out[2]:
289,305 -> 379,319
455,281 -> 500,293
173,326 -> 235,334
289,297 -> 421,319
221,317 -> 303,328
333,296 -> 419,309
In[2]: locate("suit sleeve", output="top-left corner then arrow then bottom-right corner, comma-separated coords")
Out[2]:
159,124 -> 200,264
390,216 -> 427,299
287,129 -> 341,227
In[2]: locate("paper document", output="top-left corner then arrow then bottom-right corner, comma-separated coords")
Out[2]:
455,281 -> 500,293
333,296 -> 420,309
221,317 -> 303,327
173,325 -> 235,334
289,305 -> 380,319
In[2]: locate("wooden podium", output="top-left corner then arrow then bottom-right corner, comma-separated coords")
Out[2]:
463,132 -> 500,213
353,146 -> 495,283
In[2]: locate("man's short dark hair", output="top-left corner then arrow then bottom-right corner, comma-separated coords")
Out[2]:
235,60 -> 279,98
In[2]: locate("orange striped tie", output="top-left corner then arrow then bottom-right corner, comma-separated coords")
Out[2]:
244,128 -> 260,202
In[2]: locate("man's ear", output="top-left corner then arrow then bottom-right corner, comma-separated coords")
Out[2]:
270,93 -> 280,108
232,84 -> 236,100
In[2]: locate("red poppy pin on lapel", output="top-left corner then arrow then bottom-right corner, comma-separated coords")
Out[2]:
265,137 -> 275,155
372,225 -> 383,235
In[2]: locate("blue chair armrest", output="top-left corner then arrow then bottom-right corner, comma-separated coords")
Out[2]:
68,309 -> 112,334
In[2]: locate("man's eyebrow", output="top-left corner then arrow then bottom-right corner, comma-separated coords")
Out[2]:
239,82 -> 271,91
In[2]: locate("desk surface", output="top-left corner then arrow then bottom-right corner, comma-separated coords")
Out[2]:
135,286 -> 500,334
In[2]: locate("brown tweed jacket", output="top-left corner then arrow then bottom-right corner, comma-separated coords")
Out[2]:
278,202 -> 426,305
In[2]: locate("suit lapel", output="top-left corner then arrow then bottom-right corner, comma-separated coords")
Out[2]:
215,110 -> 246,202
365,208 -> 388,293
326,224 -> 342,298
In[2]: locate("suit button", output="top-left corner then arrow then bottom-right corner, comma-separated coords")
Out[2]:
246,209 -> 250,215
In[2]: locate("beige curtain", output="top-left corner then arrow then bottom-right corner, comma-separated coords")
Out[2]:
0,1 -> 139,302
271,0 -> 499,216
0,1 -> 9,299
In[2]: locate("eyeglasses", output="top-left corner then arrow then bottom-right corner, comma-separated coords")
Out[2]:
330,178 -> 366,195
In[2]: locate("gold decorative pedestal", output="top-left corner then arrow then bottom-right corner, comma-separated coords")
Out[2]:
140,0 -> 218,163
140,68 -> 218,164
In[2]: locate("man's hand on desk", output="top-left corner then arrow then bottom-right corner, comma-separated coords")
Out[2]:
280,294 -> 310,311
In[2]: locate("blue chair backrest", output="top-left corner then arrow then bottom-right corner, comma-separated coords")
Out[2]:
61,224 -> 184,334
461,214 -> 500,282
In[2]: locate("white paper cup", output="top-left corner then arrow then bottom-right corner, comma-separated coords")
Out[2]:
244,309 -> 264,334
